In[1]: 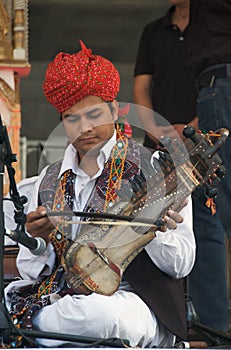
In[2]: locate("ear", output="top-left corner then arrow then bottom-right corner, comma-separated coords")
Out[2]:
110,100 -> 119,122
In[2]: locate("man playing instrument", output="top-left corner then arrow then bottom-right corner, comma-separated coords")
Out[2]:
4,41 -> 195,348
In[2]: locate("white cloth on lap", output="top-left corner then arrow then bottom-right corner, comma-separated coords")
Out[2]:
32,290 -> 174,348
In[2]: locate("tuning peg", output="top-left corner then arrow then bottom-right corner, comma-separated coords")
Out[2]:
182,126 -> 199,144
215,165 -> 226,179
204,131 -> 229,159
204,182 -> 218,198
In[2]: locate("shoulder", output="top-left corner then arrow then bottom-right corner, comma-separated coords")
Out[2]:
142,14 -> 167,36
139,14 -> 170,50
16,176 -> 40,192
14,163 -> 55,195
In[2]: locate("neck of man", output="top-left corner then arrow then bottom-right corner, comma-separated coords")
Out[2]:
172,3 -> 189,32
78,152 -> 100,178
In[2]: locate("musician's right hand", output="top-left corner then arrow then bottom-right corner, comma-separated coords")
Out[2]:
158,199 -> 188,232
26,206 -> 56,244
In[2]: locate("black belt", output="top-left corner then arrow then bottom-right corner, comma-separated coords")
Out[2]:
197,63 -> 231,89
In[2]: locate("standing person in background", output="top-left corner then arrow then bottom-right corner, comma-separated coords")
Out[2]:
134,0 -> 198,148
133,0 -> 229,332
187,0 -> 231,237
187,0 -> 231,331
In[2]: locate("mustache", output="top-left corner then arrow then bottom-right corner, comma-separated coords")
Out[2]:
73,133 -> 97,142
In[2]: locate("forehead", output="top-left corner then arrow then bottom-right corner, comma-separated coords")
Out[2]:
63,96 -> 108,115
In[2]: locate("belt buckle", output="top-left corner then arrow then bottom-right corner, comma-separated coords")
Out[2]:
209,75 -> 215,88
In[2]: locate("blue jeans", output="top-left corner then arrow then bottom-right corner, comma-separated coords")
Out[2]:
197,78 -> 231,237
189,77 -> 231,331
189,189 -> 229,331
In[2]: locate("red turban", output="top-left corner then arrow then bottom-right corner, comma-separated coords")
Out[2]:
42,40 -> 120,112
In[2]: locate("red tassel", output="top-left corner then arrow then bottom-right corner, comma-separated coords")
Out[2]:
79,39 -> 93,59
124,120 -> 132,138
119,103 -> 130,117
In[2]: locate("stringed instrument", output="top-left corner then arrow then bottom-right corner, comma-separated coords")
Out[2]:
59,126 -> 229,296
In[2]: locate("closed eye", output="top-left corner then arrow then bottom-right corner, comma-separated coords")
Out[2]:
63,108 -> 103,123
64,114 -> 80,123
86,108 -> 103,119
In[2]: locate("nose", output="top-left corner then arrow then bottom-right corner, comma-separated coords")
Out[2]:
79,117 -> 93,134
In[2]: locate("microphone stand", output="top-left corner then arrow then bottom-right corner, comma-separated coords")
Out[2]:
0,120 -> 12,335
0,116 -> 129,348
0,117 -> 29,343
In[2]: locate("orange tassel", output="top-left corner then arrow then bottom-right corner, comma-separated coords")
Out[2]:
205,197 -> 216,215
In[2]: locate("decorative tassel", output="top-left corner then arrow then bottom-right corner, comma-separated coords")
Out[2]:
205,197 -> 216,215
79,39 -> 94,59
118,104 -> 132,138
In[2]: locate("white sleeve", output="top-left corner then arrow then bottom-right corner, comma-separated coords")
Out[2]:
4,176 -> 40,232
145,196 -> 196,279
3,173 -> 56,281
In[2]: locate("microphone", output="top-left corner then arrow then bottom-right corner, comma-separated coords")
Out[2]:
5,228 -> 47,256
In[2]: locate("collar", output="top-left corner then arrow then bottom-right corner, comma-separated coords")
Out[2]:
58,130 -> 117,178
